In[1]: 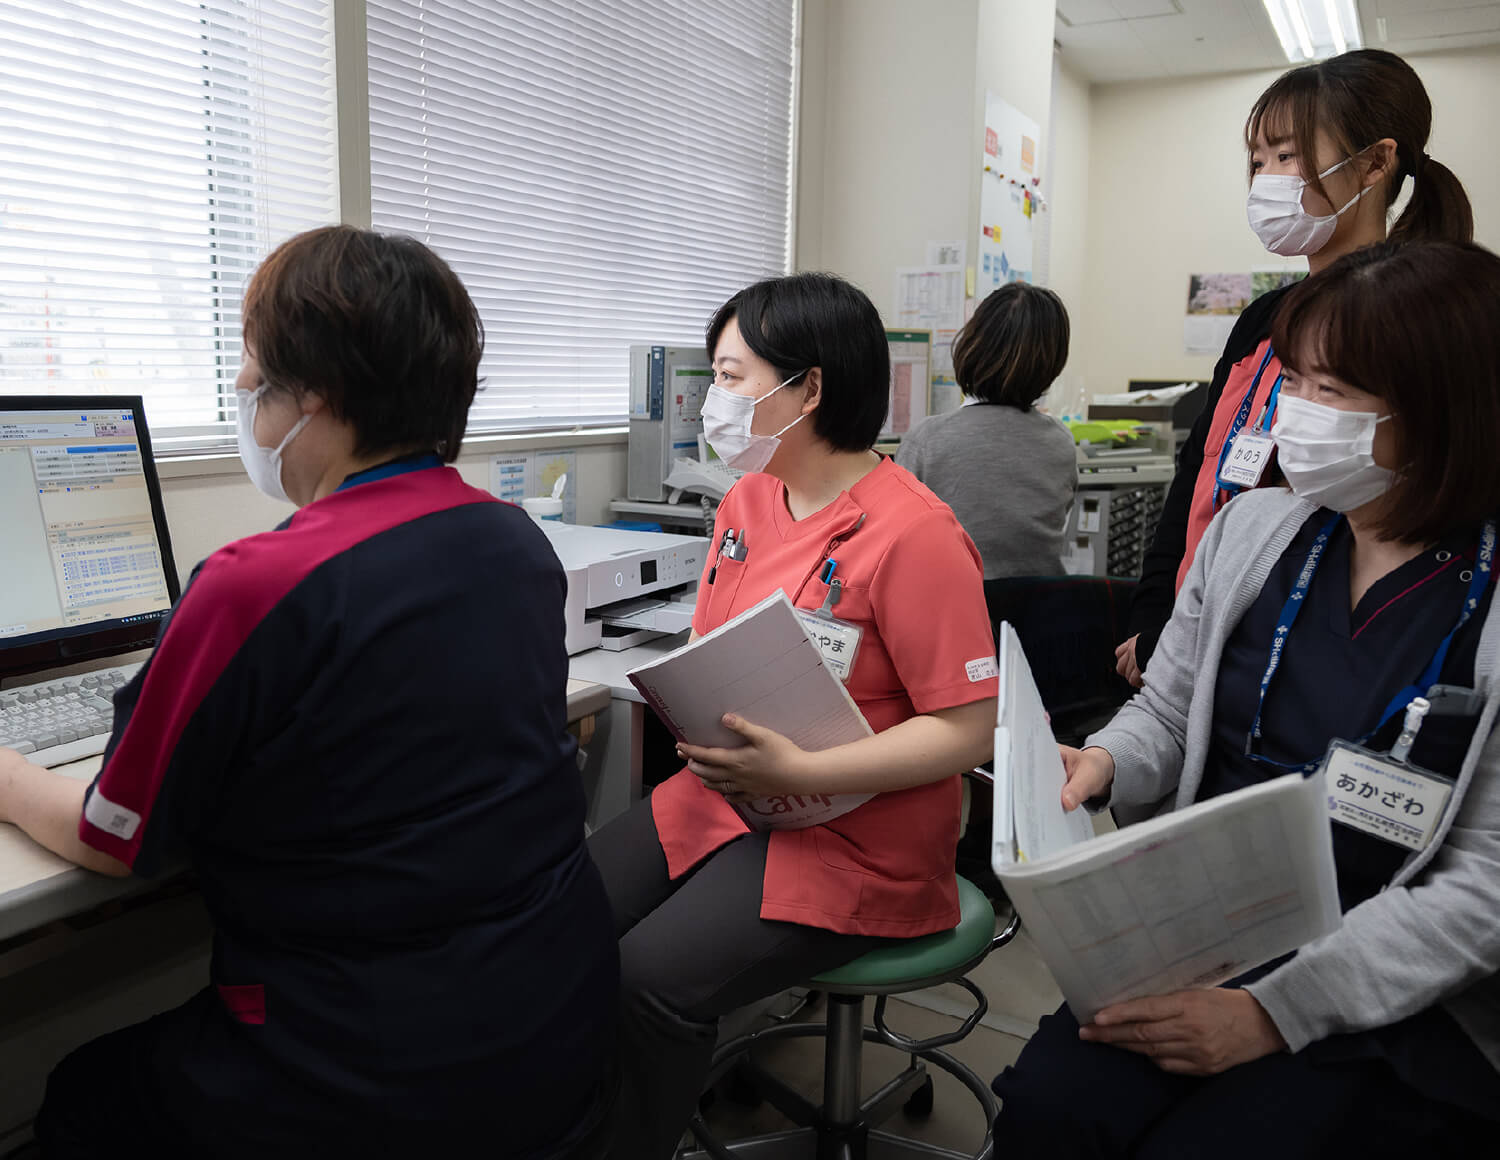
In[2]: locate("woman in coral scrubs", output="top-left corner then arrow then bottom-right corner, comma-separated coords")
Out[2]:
588,272 -> 999,1159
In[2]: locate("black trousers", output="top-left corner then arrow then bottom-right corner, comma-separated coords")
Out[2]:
587,797 -> 882,1160
34,988 -> 617,1160
993,1003 -> 1494,1159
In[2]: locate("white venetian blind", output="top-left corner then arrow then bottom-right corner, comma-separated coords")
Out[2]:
367,0 -> 796,432
0,0 -> 340,452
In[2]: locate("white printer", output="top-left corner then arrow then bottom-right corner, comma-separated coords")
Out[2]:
539,523 -> 707,654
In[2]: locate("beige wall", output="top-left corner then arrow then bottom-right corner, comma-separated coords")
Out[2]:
1042,56 -> 1092,409
796,0 -> 1058,320
1069,44 -> 1500,401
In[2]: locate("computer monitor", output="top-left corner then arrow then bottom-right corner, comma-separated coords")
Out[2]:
0,396 -> 179,682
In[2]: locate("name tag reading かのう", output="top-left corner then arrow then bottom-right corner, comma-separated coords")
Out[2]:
1322,740 -> 1453,853
1217,431 -> 1275,491
794,608 -> 862,682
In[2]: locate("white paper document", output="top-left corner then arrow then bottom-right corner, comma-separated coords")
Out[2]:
992,623 -> 1095,865
628,591 -> 875,830
990,626 -> 1341,1022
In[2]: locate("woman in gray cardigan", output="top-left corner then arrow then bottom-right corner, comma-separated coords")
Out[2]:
995,241 -> 1500,1153
895,282 -> 1076,579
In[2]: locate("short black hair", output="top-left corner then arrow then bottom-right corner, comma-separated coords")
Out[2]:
952,283 -> 1069,409
243,225 -> 483,463
705,272 -> 889,451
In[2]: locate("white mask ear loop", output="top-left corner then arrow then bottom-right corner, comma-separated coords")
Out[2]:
1317,155 -> 1375,217
757,370 -> 810,437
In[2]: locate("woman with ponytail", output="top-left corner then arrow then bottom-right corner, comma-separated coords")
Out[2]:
1116,49 -> 1474,688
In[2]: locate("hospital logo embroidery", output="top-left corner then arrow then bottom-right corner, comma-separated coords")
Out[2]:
966,656 -> 999,682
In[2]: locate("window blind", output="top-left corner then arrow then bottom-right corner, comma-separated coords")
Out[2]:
367,0 -> 796,433
0,0 -> 340,453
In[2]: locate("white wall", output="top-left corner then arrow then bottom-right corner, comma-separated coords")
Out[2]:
1043,56 -> 1092,408
796,0 -> 1058,320
1070,44 -> 1500,401
796,0 -> 979,301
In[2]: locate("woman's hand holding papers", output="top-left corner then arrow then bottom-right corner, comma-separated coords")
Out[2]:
1059,745 -> 1116,812
1078,988 -> 1287,1075
679,715 -> 811,802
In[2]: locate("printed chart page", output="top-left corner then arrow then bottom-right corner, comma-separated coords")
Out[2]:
997,772 -> 1340,1022
628,591 -> 874,829
991,621 -> 1095,868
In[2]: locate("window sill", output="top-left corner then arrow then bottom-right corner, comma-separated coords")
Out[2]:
154,426 -> 629,481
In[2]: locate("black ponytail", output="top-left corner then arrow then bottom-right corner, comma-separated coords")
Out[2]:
1388,156 -> 1474,245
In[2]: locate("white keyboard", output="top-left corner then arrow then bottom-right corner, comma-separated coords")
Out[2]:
0,663 -> 142,768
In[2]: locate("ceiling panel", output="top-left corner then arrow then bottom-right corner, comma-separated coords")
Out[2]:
1056,0 -> 1500,83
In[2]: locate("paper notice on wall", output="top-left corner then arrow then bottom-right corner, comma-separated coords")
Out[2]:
930,377 -> 963,416
882,330 -> 932,439
925,240 -> 967,268
1184,314 -> 1239,356
895,266 -> 966,334
1184,271 -> 1305,355
489,453 -> 534,505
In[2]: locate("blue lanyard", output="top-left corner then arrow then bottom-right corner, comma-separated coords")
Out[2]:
1214,346 -> 1280,511
1247,515 -> 1497,772
336,452 -> 444,492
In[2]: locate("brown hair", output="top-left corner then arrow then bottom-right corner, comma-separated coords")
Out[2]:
242,225 -> 483,463
951,282 -> 1069,409
1270,240 -> 1500,544
1246,49 -> 1473,246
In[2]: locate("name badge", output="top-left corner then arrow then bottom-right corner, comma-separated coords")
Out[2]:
1321,740 -> 1453,852
795,609 -> 863,683
1217,431 -> 1275,491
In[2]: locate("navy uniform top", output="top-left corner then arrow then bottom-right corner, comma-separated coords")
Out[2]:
1204,508 -> 1499,1119
79,456 -> 617,1154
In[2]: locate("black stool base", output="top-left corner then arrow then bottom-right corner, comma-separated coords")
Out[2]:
685,1009 -> 997,1160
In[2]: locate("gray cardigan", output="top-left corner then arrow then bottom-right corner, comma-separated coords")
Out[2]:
1088,487 -> 1500,1069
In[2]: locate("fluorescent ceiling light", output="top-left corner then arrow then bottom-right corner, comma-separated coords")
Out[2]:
1261,0 -> 1363,62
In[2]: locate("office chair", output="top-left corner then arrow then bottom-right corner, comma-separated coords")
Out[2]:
955,575 -> 1139,902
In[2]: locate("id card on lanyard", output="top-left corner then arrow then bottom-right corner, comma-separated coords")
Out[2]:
1248,515 -> 1496,851
795,570 -> 863,682
1215,346 -> 1283,504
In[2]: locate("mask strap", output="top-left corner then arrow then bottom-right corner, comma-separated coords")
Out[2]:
772,412 -> 809,440
256,386 -> 315,458
751,370 -> 809,407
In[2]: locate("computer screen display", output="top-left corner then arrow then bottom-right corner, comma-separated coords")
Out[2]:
0,397 -> 178,668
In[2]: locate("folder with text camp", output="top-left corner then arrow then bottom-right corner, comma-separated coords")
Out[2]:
627,590 -> 874,830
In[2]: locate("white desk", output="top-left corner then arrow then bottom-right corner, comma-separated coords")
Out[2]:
0,679 -> 613,945
0,757 -> 158,944
568,632 -> 688,830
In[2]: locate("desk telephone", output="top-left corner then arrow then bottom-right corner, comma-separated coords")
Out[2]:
663,456 -> 742,503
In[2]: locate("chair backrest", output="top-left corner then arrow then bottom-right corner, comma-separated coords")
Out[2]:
983,575 -> 1137,745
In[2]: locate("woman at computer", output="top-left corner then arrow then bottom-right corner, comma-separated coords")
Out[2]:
0,226 -> 617,1158
587,272 -> 999,1159
1115,48 -> 1475,687
995,240 -> 1500,1154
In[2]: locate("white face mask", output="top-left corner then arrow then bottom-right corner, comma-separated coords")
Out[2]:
236,386 -> 312,504
700,373 -> 808,474
1273,393 -> 1394,511
1246,157 -> 1373,257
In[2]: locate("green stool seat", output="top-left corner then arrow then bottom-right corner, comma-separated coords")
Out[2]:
811,875 -> 997,993
685,874 -> 1015,1160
